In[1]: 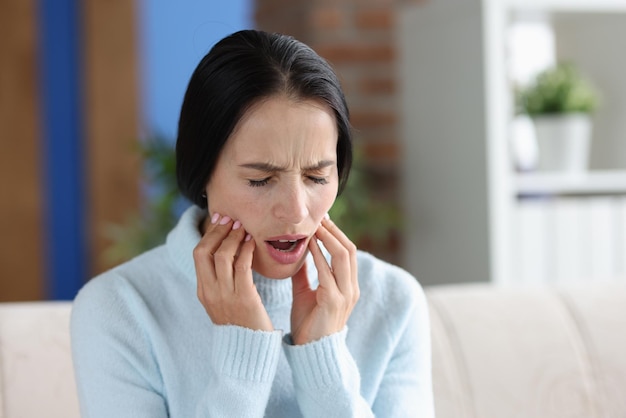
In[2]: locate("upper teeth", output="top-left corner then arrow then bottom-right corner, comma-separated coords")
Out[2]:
278,239 -> 297,243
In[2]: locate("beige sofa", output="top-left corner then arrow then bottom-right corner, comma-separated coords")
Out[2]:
0,282 -> 624,417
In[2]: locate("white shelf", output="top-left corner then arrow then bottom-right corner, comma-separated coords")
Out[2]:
399,0 -> 626,285
505,0 -> 626,13
516,171 -> 626,196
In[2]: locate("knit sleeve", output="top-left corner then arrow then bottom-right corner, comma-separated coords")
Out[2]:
282,328 -> 375,418
71,275 -> 283,418
195,325 -> 283,417
70,276 -> 169,417
371,281 -> 435,417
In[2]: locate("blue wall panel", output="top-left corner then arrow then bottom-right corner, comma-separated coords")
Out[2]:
38,0 -> 88,300
139,0 -> 253,139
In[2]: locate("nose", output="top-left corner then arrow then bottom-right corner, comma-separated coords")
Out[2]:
272,181 -> 308,224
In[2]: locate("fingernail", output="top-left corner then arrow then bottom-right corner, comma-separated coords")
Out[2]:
219,216 -> 231,225
232,220 -> 241,230
210,213 -> 220,224
324,212 -> 330,220
245,233 -> 252,242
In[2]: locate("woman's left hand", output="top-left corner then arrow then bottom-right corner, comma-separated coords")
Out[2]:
290,216 -> 359,345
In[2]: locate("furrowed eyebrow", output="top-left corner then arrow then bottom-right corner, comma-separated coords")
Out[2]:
239,160 -> 335,172
304,160 -> 335,171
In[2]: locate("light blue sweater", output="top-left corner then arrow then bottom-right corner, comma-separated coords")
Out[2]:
71,206 -> 434,417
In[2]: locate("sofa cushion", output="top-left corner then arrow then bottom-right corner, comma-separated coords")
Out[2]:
427,282 -> 626,418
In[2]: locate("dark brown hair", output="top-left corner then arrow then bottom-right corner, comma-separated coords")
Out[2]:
176,29 -> 352,208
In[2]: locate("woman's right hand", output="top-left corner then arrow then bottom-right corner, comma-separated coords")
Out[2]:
193,213 -> 273,331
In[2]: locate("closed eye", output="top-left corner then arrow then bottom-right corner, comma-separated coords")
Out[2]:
248,177 -> 271,187
308,176 -> 328,185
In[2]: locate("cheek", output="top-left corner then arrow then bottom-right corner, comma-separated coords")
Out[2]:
312,184 -> 338,216
237,201 -> 265,230
207,184 -> 254,219
224,193 -> 266,231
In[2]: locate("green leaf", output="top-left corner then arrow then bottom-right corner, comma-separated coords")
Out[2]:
518,62 -> 599,115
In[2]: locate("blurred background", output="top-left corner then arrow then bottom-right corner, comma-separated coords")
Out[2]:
2,0 -> 626,302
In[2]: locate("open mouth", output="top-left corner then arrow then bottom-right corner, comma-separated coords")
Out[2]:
264,236 -> 308,265
267,239 -> 304,252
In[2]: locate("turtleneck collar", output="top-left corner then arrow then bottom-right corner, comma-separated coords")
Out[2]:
166,205 -> 319,309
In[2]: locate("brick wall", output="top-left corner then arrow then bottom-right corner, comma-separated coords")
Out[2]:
255,0 -> 424,264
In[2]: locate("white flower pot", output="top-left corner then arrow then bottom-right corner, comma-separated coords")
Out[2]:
532,113 -> 592,173
510,115 -> 539,172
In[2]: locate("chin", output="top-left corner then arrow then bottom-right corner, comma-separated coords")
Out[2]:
252,257 -> 307,280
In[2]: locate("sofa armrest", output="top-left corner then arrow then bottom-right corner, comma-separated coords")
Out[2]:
0,302 -> 79,418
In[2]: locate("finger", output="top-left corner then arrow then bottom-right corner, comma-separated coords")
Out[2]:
193,214 -> 234,294
195,214 -> 236,268
194,257 -> 213,305
321,216 -> 354,250
308,236 -> 337,291
213,221 -> 247,292
193,215 -> 235,304
291,260 -> 312,295
233,233 -> 255,293
321,217 -> 358,291
315,222 -> 356,295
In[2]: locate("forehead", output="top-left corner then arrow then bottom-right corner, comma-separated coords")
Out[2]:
222,96 -> 338,164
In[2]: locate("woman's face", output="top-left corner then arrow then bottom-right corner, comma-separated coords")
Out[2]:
205,95 -> 339,279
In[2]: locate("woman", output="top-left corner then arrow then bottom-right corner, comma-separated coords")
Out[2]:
71,29 -> 434,417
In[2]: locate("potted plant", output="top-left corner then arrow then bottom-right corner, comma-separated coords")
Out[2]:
517,62 -> 599,173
